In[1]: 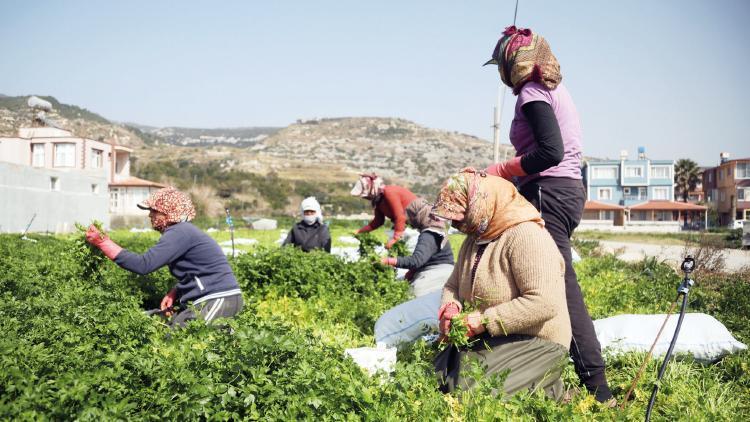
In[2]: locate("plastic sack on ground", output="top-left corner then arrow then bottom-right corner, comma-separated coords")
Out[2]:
344,344 -> 397,376
374,290 -> 441,348
594,313 -> 747,363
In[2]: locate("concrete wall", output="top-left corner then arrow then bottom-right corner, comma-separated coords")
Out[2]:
578,221 -> 681,233
0,162 -> 109,233
0,137 -> 30,165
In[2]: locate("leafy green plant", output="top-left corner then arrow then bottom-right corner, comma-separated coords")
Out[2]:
73,220 -> 108,282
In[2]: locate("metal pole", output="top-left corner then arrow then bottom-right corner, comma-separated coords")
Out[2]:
491,0 -> 519,164
225,208 -> 235,258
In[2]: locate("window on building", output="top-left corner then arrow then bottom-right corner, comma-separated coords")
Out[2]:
656,211 -> 672,221
653,187 -> 669,200
91,148 -> 103,169
625,166 -> 643,177
110,189 -> 120,210
91,184 -> 99,194
597,187 -> 612,200
54,143 -> 76,167
600,210 -> 614,220
720,191 -> 726,202
738,188 -> 747,201
31,143 -> 45,167
50,176 -> 60,191
737,163 -> 750,179
592,166 -> 617,179
631,211 -> 647,221
650,166 -> 670,179
708,172 -> 713,182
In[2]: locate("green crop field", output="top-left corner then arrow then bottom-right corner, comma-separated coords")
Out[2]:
1,227 -> 748,420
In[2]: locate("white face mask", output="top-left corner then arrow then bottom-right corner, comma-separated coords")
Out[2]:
303,215 -> 317,225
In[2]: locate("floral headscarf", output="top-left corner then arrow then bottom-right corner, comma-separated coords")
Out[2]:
350,173 -> 385,201
431,168 -> 543,242
484,26 -> 562,95
137,187 -> 196,231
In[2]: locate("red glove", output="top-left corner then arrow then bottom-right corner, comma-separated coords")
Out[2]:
160,288 -> 177,317
385,233 -> 403,249
438,302 -> 461,336
85,225 -> 123,260
484,156 -> 527,181
380,257 -> 397,266
464,311 -> 486,338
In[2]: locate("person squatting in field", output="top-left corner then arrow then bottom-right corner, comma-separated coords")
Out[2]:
481,26 -> 614,403
379,198 -> 454,297
432,168 -> 571,400
85,187 -> 243,328
351,173 -> 418,249
282,196 -> 331,253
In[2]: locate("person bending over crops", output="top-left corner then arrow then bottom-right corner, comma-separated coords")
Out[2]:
431,168 -> 571,400
379,198 -> 454,297
282,197 -> 331,253
482,26 -> 614,403
85,187 -> 243,328
351,173 -> 417,249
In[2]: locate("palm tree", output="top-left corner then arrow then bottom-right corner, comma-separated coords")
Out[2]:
674,159 -> 700,202
674,158 -> 700,228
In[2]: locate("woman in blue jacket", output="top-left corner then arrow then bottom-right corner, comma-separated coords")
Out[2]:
86,187 -> 243,327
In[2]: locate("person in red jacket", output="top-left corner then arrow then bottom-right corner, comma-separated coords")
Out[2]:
350,173 -> 417,249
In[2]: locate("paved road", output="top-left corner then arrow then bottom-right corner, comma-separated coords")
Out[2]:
594,240 -> 750,272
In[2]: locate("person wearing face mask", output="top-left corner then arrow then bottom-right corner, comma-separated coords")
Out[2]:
431,168 -> 570,400
84,186 -> 243,328
282,197 -> 331,253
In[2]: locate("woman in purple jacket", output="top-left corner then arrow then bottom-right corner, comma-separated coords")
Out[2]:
86,187 -> 243,327
482,26 -> 614,404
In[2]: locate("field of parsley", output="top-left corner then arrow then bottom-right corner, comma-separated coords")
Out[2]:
1,227 -> 748,420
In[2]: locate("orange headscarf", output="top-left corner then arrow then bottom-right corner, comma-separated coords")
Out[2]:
431,168 -> 543,242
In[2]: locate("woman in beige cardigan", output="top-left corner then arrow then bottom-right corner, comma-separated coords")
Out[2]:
431,168 -> 571,400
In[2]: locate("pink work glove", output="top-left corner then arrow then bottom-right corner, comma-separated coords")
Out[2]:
380,257 -> 397,266
85,225 -> 123,260
484,156 -> 527,181
385,233 -> 403,249
464,311 -> 486,338
438,302 -> 461,336
160,288 -> 178,317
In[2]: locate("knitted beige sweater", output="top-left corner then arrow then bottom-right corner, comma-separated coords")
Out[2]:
441,221 -> 572,349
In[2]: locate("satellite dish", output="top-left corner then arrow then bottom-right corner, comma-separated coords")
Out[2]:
28,96 -> 53,111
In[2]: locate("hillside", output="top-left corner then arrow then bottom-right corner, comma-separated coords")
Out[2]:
0,95 -> 147,148
1,94 -> 513,216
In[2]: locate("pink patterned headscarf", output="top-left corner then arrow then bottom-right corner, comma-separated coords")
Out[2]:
484,26 -> 562,95
138,187 -> 196,229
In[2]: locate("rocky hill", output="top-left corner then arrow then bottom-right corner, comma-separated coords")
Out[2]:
0,95 -> 147,148
1,95 -> 514,215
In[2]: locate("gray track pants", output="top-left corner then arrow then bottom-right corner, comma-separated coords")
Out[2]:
170,294 -> 244,328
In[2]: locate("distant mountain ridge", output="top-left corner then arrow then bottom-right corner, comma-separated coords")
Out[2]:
0,94 -> 514,214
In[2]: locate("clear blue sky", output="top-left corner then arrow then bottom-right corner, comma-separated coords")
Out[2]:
1,0 -> 748,165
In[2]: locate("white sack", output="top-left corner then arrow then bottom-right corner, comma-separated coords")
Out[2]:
344,345 -> 397,376
594,313 -> 747,363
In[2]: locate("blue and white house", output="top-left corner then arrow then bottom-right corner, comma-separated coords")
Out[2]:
580,148 -> 706,232
584,149 -> 674,207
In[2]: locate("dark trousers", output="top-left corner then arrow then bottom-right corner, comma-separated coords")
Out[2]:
519,177 -> 612,401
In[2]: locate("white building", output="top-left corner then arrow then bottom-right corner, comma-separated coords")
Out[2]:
0,126 -> 163,232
